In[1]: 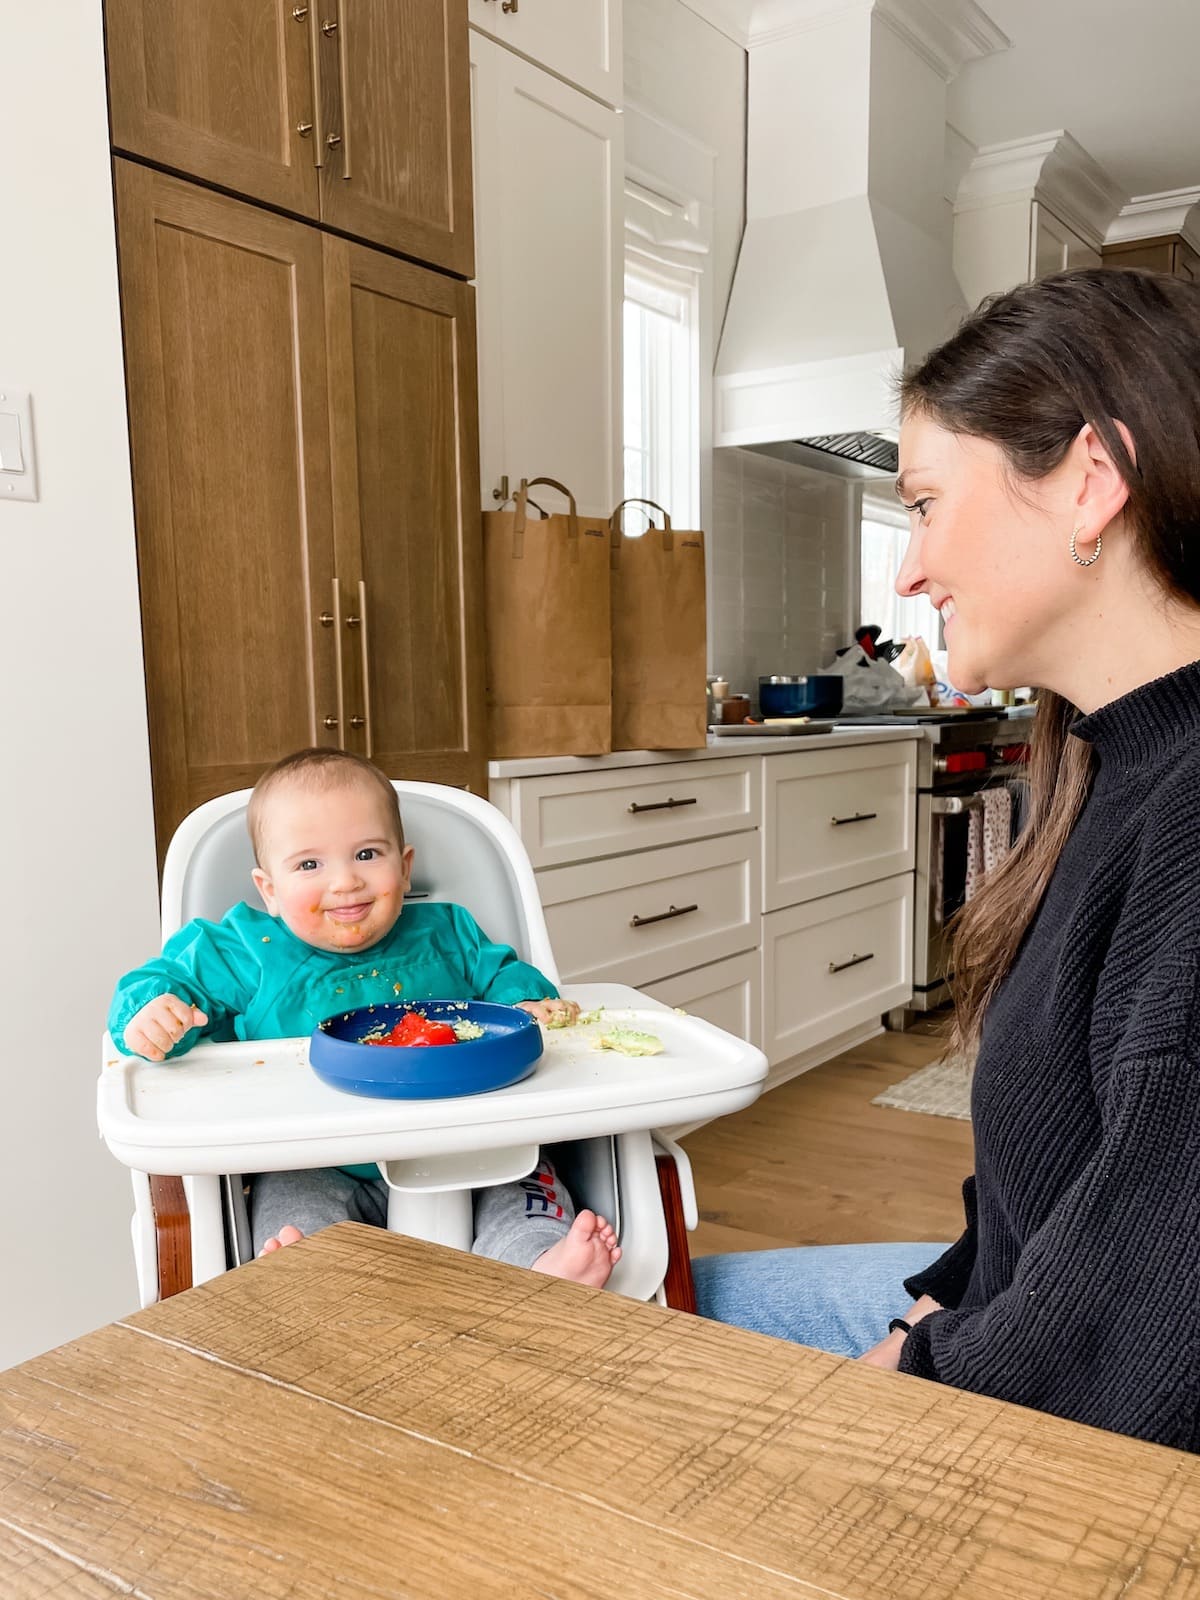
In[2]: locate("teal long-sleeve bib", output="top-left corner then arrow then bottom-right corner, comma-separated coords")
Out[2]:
108,901 -> 559,1179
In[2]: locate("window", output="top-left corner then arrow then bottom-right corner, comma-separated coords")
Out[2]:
860,496 -> 942,658
623,181 -> 701,529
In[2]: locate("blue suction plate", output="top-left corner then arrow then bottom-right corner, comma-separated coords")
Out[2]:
309,1000 -> 543,1100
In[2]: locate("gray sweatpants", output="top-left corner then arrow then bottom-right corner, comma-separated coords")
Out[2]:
249,1155 -> 575,1269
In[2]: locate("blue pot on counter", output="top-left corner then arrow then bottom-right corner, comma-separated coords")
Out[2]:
758,675 -> 845,719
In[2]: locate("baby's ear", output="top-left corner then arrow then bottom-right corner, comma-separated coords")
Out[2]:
251,865 -> 277,915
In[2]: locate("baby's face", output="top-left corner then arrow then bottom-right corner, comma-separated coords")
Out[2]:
251,778 -> 413,954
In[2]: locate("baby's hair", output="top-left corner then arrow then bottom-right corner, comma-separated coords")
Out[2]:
247,748 -> 405,864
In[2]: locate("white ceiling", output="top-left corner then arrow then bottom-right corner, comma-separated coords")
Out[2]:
681,0 -> 1200,202
945,0 -> 1200,199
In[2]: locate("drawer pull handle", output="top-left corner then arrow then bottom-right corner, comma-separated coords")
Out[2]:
630,902 -> 699,929
831,811 -> 878,826
628,796 -> 699,815
829,952 -> 875,974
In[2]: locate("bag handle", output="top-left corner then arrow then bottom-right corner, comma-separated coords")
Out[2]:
609,497 -> 673,567
513,477 -> 579,560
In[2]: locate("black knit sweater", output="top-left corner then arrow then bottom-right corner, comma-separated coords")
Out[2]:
899,659 -> 1200,1452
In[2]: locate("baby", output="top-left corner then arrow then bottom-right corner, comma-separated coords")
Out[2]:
109,748 -> 621,1288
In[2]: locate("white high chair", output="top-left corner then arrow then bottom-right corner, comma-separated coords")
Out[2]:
98,782 -> 768,1309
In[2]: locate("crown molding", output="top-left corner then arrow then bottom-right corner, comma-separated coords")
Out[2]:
673,0 -> 756,47
1105,187 -> 1200,252
955,130 -> 1125,248
876,0 -> 1009,82
747,0 -> 1008,79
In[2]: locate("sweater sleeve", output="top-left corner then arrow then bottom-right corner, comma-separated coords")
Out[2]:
108,914 -> 256,1058
898,1049 -> 1200,1449
451,905 -> 559,1006
902,1176 -> 978,1309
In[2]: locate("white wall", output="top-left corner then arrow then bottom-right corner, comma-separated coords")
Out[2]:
0,1 -> 160,1366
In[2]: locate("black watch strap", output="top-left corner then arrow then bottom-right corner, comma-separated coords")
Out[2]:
888,1317 -> 913,1337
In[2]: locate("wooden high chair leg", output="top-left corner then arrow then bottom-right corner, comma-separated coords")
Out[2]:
149,1175 -> 193,1300
655,1153 -> 697,1314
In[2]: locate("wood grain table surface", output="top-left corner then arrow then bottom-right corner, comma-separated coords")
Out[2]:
2,1223 -> 1198,1600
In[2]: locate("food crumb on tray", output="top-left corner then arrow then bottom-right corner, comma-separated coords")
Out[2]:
595,1027 -> 664,1057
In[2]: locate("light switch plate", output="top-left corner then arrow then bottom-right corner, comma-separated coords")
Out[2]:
0,389 -> 38,502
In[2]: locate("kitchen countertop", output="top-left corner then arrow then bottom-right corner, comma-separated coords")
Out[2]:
488,725 -> 918,780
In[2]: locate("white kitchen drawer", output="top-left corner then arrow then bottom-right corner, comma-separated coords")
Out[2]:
496,758 -> 759,868
764,741 -> 917,910
539,832 -> 761,986
761,874 -> 913,1065
469,0 -> 621,106
642,952 -> 762,1049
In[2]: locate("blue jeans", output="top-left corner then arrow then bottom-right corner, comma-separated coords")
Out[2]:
691,1243 -> 941,1358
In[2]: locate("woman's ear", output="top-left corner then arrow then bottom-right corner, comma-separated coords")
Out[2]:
251,866 -> 278,916
1072,419 -> 1134,538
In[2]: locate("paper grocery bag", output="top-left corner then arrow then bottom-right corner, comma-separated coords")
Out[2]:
609,498 -> 708,751
483,477 -> 612,758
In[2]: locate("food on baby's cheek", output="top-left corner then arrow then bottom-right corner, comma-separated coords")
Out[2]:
595,1027 -> 664,1057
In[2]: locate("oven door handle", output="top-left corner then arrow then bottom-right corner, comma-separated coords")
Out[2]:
931,795 -> 985,815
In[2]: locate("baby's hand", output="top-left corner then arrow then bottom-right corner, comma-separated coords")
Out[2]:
517,998 -> 581,1028
124,994 -> 209,1061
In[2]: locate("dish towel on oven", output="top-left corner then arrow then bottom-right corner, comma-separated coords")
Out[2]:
964,787 -> 1012,901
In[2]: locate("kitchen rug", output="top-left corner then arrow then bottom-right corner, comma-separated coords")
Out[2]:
872,1056 -> 973,1121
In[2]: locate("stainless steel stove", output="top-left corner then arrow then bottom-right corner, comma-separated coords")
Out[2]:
835,706 -> 1035,1014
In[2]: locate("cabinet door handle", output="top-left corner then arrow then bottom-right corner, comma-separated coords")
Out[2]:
328,577 -> 346,748
630,903 -> 698,929
299,3 -> 325,167
354,578 -> 373,755
334,0 -> 353,179
828,952 -> 875,974
831,811 -> 878,826
627,796 -> 698,815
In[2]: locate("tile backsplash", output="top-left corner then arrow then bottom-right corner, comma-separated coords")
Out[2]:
710,448 -> 858,702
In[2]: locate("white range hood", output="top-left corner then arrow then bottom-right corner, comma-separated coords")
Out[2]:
716,0 -> 1008,465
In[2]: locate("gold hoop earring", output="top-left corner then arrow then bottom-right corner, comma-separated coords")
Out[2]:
1070,525 -> 1102,567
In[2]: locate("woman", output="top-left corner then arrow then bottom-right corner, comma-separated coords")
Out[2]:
694,267 -> 1200,1453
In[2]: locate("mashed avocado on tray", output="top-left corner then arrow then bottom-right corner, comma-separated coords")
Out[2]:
595,1026 -> 664,1057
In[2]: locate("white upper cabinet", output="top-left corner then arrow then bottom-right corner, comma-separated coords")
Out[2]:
953,132 -> 1121,307
468,0 -> 621,107
1031,202 -> 1101,278
470,31 -> 622,518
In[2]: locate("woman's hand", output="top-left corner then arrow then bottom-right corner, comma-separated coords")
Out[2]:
859,1329 -> 907,1369
857,1294 -> 943,1370
517,998 -> 581,1027
124,993 -> 208,1061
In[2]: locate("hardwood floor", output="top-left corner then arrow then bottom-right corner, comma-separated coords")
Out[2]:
683,1022 -> 974,1258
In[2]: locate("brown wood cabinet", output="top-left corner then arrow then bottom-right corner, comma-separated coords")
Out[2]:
106,0 -> 474,277
116,161 -> 485,854
1102,234 -> 1200,283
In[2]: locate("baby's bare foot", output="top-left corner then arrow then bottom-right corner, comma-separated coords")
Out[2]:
258,1224 -> 305,1258
532,1210 -> 621,1289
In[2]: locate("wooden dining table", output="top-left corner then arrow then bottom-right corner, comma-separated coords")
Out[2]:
2,1224 -> 1198,1599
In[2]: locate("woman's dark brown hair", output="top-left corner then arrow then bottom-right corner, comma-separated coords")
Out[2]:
899,267 -> 1200,1054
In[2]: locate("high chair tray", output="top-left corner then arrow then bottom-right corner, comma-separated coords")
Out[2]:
98,983 -> 767,1175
